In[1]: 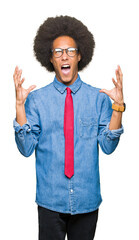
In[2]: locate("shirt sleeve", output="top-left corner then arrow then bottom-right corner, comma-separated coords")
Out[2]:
98,94 -> 124,155
13,92 -> 41,157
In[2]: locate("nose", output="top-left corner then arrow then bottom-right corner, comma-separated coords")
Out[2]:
61,49 -> 68,60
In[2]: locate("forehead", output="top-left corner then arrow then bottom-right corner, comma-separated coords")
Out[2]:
52,36 -> 77,49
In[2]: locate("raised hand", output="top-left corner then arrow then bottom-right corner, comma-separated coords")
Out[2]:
13,66 -> 36,126
99,65 -> 124,106
13,66 -> 36,105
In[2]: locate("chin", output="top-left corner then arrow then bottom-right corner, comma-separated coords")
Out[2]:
63,78 -> 72,82
60,76 -> 72,83
57,72 -> 77,85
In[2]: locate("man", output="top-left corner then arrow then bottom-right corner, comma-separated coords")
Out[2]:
13,16 -> 124,240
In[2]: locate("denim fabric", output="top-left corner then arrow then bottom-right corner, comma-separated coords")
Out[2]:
13,74 -> 124,215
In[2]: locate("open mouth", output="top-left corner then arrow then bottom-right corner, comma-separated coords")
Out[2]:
61,64 -> 71,75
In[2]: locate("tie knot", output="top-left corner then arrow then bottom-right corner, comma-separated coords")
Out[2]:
66,87 -> 72,94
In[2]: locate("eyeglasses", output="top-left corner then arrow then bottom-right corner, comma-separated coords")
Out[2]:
51,47 -> 78,58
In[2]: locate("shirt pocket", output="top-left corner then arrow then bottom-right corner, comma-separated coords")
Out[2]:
79,116 -> 98,139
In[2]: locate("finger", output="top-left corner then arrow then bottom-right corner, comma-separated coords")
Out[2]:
16,77 -> 25,88
13,66 -> 21,83
115,69 -> 120,82
14,66 -> 18,75
20,77 -> 25,85
13,67 -> 24,91
99,89 -> 110,95
13,71 -> 19,86
15,73 -> 24,88
112,78 -> 118,87
117,65 -> 123,82
15,65 -> 19,72
13,66 -> 18,82
17,69 -> 22,80
14,73 -> 21,88
16,69 -> 23,87
118,65 -> 123,81
118,65 -> 122,73
14,66 -> 19,75
18,70 -> 22,81
27,85 -> 36,94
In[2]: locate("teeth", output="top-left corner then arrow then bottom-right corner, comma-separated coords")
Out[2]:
62,65 -> 70,68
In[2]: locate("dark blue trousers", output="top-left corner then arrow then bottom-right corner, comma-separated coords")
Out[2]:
38,205 -> 99,240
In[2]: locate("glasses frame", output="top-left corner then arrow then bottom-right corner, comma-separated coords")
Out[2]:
51,47 -> 78,58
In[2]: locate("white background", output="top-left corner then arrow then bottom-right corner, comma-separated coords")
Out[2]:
0,0 -> 139,239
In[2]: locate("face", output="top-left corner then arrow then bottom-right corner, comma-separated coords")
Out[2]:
50,36 -> 81,86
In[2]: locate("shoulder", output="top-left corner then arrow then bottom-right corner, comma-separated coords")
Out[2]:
29,82 -> 53,97
25,82 -> 53,107
27,82 -> 53,102
81,81 -> 106,99
81,80 -> 111,108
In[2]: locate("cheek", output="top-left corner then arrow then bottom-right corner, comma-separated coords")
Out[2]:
52,60 -> 59,70
73,59 -> 80,69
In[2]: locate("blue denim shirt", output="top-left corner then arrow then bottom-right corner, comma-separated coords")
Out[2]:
13,74 -> 124,215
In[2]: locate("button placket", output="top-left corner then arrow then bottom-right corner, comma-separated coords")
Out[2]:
69,178 -> 76,214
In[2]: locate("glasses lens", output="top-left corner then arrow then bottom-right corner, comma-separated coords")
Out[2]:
67,48 -> 78,57
53,48 -> 62,58
52,48 -> 78,58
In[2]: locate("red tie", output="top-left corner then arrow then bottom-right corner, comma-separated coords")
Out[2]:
64,87 -> 74,178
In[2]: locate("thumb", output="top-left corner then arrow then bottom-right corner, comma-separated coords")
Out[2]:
27,85 -> 36,94
99,89 -> 109,95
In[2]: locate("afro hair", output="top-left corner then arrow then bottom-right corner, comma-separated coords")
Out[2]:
33,15 -> 95,72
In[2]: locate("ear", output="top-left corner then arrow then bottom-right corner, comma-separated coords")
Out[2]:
78,52 -> 81,62
50,57 -> 53,64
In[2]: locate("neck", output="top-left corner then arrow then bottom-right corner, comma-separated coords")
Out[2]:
56,73 -> 78,86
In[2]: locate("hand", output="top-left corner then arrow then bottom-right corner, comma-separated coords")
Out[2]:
99,65 -> 124,106
13,66 -> 36,105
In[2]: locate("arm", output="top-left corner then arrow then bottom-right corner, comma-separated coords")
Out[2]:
97,94 -> 124,155
13,66 -> 40,157
109,111 -> 123,130
100,65 -> 124,130
16,104 -> 27,126
13,66 -> 36,126
98,65 -> 124,154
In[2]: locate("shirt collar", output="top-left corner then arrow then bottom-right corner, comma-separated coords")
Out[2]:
53,74 -> 82,94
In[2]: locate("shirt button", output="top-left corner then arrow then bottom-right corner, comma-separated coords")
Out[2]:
70,189 -> 73,193
27,128 -> 31,133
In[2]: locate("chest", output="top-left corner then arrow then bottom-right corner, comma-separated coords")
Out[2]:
38,93 -> 98,139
